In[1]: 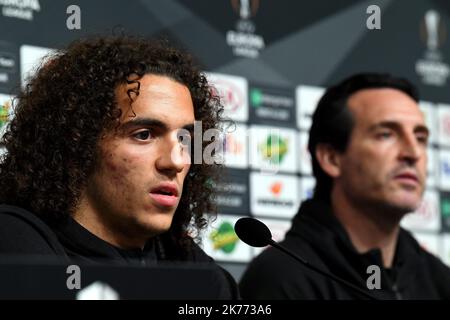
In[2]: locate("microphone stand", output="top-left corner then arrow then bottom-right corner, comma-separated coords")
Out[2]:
269,239 -> 377,300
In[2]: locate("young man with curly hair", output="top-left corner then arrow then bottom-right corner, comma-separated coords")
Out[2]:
0,36 -> 238,298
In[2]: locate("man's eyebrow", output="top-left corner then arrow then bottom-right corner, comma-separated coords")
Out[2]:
414,125 -> 430,136
120,118 -> 168,131
120,118 -> 195,132
369,121 -> 430,135
369,121 -> 401,131
182,123 -> 195,132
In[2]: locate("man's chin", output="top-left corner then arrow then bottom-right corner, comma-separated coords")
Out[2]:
387,196 -> 422,216
393,184 -> 422,202
131,214 -> 174,238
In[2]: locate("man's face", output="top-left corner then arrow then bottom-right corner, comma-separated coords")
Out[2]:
334,88 -> 429,216
82,74 -> 194,247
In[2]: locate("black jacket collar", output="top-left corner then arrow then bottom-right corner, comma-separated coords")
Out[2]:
288,198 -> 423,290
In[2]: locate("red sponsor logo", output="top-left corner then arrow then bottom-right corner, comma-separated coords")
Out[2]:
270,182 -> 282,197
210,79 -> 243,113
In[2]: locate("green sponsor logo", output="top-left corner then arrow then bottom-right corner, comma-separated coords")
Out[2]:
442,198 -> 450,217
209,221 -> 239,254
259,134 -> 288,164
250,88 -> 263,107
0,101 -> 10,128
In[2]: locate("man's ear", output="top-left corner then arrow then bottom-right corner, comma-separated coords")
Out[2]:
315,144 -> 342,178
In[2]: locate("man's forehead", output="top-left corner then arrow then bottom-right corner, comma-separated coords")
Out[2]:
347,88 -> 424,126
113,76 -> 195,130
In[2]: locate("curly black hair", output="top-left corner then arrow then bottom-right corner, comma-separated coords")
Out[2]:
0,36 -> 223,253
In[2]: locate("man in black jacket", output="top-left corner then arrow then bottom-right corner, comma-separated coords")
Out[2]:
0,36 -> 238,299
240,73 -> 450,299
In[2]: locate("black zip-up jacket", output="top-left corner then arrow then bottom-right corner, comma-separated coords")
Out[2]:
0,204 -> 239,299
239,199 -> 450,299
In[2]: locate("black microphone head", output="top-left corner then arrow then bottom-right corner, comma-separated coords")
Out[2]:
234,217 -> 272,247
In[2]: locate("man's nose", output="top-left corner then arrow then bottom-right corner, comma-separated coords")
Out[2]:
399,133 -> 422,164
155,133 -> 188,175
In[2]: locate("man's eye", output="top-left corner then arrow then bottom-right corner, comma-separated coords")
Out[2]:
416,134 -> 429,145
133,130 -> 152,140
377,131 -> 392,139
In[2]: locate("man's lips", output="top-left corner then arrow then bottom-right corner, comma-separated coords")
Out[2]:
393,172 -> 419,184
149,182 -> 179,207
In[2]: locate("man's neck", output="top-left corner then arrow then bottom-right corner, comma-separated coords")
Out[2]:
330,190 -> 401,268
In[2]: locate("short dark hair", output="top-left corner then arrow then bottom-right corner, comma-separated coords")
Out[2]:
0,36 -> 223,252
308,72 -> 419,201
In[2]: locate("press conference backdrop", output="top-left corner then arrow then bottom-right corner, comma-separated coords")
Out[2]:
0,0 -> 450,282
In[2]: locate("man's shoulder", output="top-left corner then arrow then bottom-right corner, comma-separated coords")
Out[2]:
0,204 -> 45,226
186,240 -> 214,263
183,239 -> 240,299
408,232 -> 450,271
0,204 -> 66,256
400,228 -> 449,270
0,204 -> 48,236
239,239 -> 331,299
400,228 -> 450,294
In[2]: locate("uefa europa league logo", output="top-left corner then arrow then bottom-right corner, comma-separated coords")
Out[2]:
231,0 -> 259,20
239,0 -> 250,19
416,9 -> 449,86
425,10 -> 440,50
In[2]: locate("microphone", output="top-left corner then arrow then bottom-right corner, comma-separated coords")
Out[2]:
234,217 -> 377,300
